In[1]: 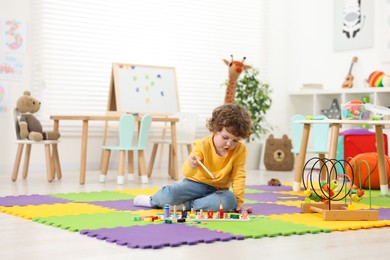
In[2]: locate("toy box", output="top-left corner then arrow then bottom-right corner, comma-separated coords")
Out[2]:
336,128 -> 388,173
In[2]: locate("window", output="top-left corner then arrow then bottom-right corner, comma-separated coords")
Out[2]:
31,0 -> 268,137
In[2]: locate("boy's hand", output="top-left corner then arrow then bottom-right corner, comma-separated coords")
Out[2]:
188,155 -> 200,169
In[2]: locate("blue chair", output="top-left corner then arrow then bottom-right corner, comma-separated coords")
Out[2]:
100,114 -> 152,184
291,114 -> 330,180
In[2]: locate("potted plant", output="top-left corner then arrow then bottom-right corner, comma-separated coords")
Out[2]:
224,67 -> 272,169
235,68 -> 272,141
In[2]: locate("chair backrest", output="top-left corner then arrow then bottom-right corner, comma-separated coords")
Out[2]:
291,114 -> 305,152
118,114 -> 136,147
137,114 -> 152,149
174,112 -> 198,143
311,115 -> 329,151
291,114 -> 329,153
13,108 -> 22,140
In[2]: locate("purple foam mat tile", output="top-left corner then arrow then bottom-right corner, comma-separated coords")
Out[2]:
81,223 -> 244,249
85,200 -> 140,211
246,185 -> 295,192
245,192 -> 304,203
245,203 -> 301,215
0,194 -> 71,206
378,208 -> 390,220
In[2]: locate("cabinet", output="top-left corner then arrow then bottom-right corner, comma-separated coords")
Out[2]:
289,88 -> 390,118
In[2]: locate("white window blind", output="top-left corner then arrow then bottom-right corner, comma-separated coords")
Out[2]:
31,0 -> 268,137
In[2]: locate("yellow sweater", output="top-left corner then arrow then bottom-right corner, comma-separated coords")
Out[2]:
182,134 -> 247,207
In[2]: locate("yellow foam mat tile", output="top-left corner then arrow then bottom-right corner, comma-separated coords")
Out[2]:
273,201 -> 382,210
274,190 -> 305,196
269,213 -> 390,231
131,209 -> 164,216
272,201 -> 305,207
0,203 -> 116,220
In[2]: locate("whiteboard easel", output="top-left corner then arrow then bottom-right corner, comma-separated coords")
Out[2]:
107,63 -> 179,114
101,63 -> 180,169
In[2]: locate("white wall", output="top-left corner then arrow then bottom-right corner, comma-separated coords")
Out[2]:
0,0 -> 32,175
266,0 -> 390,138
0,0 -> 111,175
1,0 -> 390,175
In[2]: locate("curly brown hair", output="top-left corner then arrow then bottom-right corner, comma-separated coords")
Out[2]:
206,104 -> 252,139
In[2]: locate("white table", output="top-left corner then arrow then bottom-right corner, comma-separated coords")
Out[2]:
293,119 -> 390,195
51,114 -> 179,184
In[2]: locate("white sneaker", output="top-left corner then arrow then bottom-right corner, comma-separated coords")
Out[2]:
141,175 -> 148,184
99,174 -> 106,183
133,195 -> 152,207
117,176 -> 124,185
128,173 -> 134,182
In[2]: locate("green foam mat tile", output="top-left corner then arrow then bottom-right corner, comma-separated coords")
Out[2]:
358,194 -> 390,208
193,216 -> 330,238
33,211 -> 157,231
244,188 -> 267,194
48,191 -> 135,202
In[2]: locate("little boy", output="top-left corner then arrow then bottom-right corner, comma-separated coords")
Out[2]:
134,103 -> 252,212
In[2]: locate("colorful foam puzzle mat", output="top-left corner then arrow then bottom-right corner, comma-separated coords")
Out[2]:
1,184 -> 390,249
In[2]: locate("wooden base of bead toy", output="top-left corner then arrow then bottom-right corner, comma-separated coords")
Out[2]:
301,203 -> 378,221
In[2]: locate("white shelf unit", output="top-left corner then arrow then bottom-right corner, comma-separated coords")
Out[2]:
289,88 -> 390,118
289,88 -> 390,156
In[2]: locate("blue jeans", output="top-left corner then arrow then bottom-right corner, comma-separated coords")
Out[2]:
150,179 -> 237,212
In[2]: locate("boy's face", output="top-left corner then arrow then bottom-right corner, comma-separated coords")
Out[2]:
213,127 -> 242,156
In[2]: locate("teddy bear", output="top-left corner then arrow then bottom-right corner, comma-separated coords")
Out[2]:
264,134 -> 294,171
16,90 -> 60,141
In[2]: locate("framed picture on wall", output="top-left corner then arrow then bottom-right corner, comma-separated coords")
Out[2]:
333,0 -> 375,51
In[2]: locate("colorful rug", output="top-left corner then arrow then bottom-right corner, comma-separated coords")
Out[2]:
1,184 -> 390,249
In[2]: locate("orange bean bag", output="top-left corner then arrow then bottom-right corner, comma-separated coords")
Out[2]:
345,152 -> 390,189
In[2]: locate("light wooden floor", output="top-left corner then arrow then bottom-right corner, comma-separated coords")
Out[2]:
1,167 -> 390,260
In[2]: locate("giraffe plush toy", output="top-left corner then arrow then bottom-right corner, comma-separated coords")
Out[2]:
223,55 -> 252,104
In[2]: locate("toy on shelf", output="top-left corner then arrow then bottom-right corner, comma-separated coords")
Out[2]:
300,157 -> 378,221
367,71 -> 385,87
341,99 -> 377,120
341,56 -> 357,88
321,98 -> 341,119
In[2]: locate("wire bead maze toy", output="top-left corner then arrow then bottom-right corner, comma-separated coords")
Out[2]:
300,156 -> 378,221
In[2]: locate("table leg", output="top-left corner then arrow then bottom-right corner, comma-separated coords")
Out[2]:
170,122 -> 178,181
53,120 -> 59,132
293,123 -> 311,191
375,125 -> 389,195
80,120 -> 89,184
328,123 -> 341,180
